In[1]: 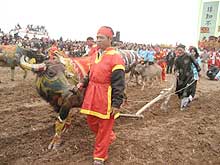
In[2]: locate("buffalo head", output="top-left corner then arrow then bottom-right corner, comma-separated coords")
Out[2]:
19,49 -> 85,106
19,49 -> 90,149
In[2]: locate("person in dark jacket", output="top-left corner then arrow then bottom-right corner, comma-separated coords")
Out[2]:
166,48 -> 176,74
174,44 -> 201,110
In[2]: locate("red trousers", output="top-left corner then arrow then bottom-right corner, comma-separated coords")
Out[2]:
158,62 -> 166,81
87,115 -> 116,161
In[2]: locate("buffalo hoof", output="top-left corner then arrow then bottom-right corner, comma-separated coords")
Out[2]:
62,123 -> 71,133
48,135 -> 62,150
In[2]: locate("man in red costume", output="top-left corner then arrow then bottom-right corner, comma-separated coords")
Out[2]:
80,26 -> 125,165
155,46 -> 167,81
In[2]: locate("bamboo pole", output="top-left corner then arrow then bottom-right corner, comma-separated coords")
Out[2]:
119,113 -> 144,118
136,83 -> 175,116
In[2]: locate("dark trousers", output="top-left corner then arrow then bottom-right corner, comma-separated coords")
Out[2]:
166,63 -> 174,74
148,61 -> 154,65
191,80 -> 197,98
176,77 -> 195,99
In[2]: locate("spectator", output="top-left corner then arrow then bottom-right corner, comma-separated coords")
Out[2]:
200,49 -> 209,76
190,47 -> 201,100
174,44 -> 201,110
166,48 -> 176,74
155,46 -> 167,81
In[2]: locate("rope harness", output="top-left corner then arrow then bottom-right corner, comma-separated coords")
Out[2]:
124,78 -> 196,107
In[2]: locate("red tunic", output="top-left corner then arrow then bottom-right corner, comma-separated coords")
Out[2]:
80,47 -> 125,119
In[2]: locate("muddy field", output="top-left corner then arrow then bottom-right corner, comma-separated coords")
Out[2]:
0,67 -> 220,165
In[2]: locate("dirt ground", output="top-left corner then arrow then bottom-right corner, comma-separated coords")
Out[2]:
0,67 -> 220,165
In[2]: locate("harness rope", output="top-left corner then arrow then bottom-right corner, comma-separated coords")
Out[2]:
166,78 -> 196,97
123,78 -> 197,110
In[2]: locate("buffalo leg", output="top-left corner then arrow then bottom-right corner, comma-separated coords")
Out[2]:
48,99 -> 72,150
141,77 -> 145,90
126,72 -> 133,87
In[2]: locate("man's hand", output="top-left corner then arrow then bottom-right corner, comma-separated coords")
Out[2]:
111,107 -> 120,119
76,82 -> 83,89
70,82 -> 83,94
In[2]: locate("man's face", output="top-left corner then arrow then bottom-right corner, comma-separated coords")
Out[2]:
96,34 -> 111,50
86,39 -> 94,47
176,47 -> 185,56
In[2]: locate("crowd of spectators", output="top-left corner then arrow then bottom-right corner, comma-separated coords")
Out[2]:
198,36 -> 220,51
0,31 -> 88,57
0,27 -> 174,58
3,25 -> 220,79
5,25 -> 217,70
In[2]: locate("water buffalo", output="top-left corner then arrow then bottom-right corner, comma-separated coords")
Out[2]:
0,45 -> 46,81
19,48 -> 137,149
119,50 -> 142,86
0,45 -> 28,81
134,63 -> 162,90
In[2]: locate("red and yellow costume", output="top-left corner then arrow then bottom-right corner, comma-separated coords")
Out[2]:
155,50 -> 166,81
80,47 -> 125,161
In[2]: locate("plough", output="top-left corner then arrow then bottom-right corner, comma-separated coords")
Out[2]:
119,82 -> 175,119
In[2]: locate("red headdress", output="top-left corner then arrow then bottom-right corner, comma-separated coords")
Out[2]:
97,26 -> 113,38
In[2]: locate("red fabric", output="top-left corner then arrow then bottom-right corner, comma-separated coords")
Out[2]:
216,58 -> 220,68
88,45 -> 99,57
208,59 -> 212,69
161,62 -> 166,81
81,47 -> 124,118
81,47 -> 124,161
71,56 -> 91,78
208,51 -> 220,68
155,51 -> 167,81
97,26 -> 113,38
87,115 -> 115,160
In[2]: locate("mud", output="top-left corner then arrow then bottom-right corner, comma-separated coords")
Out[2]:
0,67 -> 220,165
